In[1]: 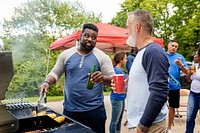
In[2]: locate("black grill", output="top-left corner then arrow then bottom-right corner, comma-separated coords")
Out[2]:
0,52 -> 95,133
1,98 -> 96,133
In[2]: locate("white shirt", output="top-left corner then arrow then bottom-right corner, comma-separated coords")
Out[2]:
190,65 -> 200,93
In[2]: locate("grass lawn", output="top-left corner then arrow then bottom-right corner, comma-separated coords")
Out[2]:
25,96 -> 64,103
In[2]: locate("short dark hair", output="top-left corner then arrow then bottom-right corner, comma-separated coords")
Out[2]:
169,40 -> 178,44
82,23 -> 98,33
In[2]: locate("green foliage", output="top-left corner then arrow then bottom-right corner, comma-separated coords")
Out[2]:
103,86 -> 112,93
2,0 -> 101,97
111,0 -> 200,61
103,86 -> 112,95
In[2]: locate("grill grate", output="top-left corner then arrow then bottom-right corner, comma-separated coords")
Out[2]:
1,98 -> 34,110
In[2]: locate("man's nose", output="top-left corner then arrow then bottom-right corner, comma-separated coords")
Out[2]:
87,37 -> 93,41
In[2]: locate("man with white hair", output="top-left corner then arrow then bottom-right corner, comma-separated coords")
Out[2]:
126,10 -> 169,133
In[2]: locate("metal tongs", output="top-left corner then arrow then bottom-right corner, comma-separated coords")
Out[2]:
38,92 -> 47,105
35,92 -> 47,116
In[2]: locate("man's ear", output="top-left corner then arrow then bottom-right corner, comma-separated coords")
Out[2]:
136,23 -> 141,32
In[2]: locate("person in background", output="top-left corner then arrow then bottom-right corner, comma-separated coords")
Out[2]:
166,40 -> 189,133
126,47 -> 138,74
39,23 -> 115,133
0,38 -> 4,51
185,48 -> 200,133
110,51 -> 128,133
125,10 -> 169,133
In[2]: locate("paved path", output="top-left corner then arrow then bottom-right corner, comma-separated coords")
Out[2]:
47,96 -> 200,133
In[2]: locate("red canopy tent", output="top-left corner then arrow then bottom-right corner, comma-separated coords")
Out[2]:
51,23 -> 129,53
50,22 -> 164,53
152,37 -> 164,48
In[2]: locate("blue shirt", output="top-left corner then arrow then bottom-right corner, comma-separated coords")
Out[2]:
166,52 -> 188,90
110,66 -> 128,101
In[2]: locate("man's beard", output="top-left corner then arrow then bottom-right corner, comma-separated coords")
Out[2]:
80,42 -> 95,51
126,35 -> 136,47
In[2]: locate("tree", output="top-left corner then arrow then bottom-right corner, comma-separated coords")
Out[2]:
2,0 -> 101,97
170,0 -> 200,60
110,0 -> 143,28
110,0 -> 200,61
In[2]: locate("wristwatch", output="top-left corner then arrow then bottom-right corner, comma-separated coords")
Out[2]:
138,123 -> 149,132
44,80 -> 50,85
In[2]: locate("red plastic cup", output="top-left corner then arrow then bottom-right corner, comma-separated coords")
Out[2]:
113,74 -> 124,93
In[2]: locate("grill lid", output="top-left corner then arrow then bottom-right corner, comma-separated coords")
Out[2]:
0,51 -> 14,100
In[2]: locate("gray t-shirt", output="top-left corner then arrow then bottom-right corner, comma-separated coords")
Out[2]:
49,47 -> 114,112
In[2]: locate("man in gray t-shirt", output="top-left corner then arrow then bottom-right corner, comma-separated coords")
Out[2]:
39,23 -> 114,133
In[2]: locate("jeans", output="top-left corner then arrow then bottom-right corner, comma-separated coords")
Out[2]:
109,99 -> 125,133
63,103 -> 107,133
185,91 -> 200,133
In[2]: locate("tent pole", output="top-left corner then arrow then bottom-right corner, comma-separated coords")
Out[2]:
46,49 -> 51,76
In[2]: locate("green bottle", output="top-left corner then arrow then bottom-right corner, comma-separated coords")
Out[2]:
87,64 -> 96,90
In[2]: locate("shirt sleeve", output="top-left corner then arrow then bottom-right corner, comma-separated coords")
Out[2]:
93,48 -> 115,75
114,67 -> 128,79
140,43 -> 169,127
49,48 -> 76,81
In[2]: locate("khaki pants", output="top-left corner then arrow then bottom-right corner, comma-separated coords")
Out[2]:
128,119 -> 166,133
